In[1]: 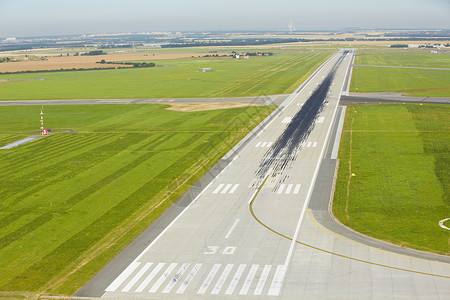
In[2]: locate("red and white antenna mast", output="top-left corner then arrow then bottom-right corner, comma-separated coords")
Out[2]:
40,105 -> 44,135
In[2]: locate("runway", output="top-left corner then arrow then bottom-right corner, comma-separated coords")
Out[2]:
77,49 -> 450,299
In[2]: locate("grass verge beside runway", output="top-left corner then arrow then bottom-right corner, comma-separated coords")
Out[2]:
0,50 -> 332,100
355,48 -> 450,68
0,104 -> 274,297
351,67 -> 450,97
333,104 -> 449,255
351,49 -> 450,97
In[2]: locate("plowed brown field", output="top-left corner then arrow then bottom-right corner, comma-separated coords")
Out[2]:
0,52 -> 204,73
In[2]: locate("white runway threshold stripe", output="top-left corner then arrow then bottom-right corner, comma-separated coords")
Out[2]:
105,261 -> 140,292
105,262 -> 285,296
213,183 -> 239,194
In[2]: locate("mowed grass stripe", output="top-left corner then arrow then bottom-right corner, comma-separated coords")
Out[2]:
0,133 -> 110,176
0,213 -> 53,250
0,134 -> 119,204
0,133 -> 31,148
0,104 -> 274,294
1,132 -> 225,290
1,133 -> 165,210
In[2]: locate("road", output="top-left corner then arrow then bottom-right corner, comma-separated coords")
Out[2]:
76,49 -> 450,299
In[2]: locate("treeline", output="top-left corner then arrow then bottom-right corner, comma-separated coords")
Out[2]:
161,38 -> 308,48
97,60 -> 156,68
0,67 -> 118,75
81,50 -> 106,56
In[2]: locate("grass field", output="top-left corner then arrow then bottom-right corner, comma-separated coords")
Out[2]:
333,104 -> 449,255
351,49 -> 450,97
351,67 -> 450,97
0,104 -> 274,297
0,50 -> 332,100
355,48 -> 450,68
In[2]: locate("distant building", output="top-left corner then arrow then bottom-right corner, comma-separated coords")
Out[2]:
288,20 -> 296,32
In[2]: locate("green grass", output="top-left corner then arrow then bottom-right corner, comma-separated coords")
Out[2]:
351,49 -> 450,97
333,104 -> 450,255
355,48 -> 450,68
0,104 -> 275,296
0,50 -> 332,100
351,67 -> 450,97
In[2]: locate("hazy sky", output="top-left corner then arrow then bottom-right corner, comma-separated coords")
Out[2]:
0,0 -> 449,37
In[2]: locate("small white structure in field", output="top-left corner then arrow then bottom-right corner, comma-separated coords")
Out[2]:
201,68 -> 214,72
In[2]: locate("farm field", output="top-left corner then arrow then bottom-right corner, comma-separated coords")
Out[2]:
0,51 -> 210,73
351,49 -> 450,96
333,104 -> 450,255
0,104 -> 274,298
0,50 -> 332,100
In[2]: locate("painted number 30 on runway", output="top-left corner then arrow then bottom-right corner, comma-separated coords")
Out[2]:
204,246 -> 236,255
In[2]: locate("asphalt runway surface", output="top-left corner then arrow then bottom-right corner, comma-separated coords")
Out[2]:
75,50 -> 450,299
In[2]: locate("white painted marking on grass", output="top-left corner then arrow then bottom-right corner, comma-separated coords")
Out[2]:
135,262 -> 165,292
176,264 -> 202,294
254,265 -> 272,295
149,263 -> 177,293
268,265 -> 286,296
255,142 -> 262,147
162,263 -> 190,293
439,218 -> 450,230
221,184 -> 232,194
225,264 -> 246,295
213,184 -> 224,194
212,264 -> 233,294
293,184 -> 301,194
277,184 -> 285,194
229,184 -> 239,194
122,262 -> 153,292
198,264 -> 221,294
316,116 -> 325,123
285,184 -> 293,194
105,262 -> 140,292
239,264 -> 259,295
225,219 -> 240,239
281,117 -> 292,124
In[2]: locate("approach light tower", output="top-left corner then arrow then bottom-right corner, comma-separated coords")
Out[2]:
40,106 -> 44,134
40,106 -> 50,135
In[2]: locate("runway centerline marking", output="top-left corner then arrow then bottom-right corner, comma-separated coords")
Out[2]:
225,218 -> 240,239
